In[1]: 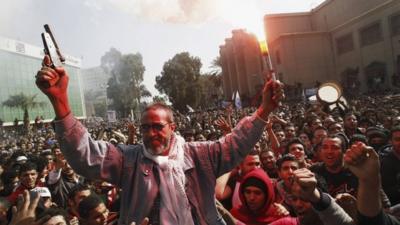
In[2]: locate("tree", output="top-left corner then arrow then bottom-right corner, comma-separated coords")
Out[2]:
101,48 -> 151,118
152,95 -> 168,104
197,73 -> 223,109
84,89 -> 106,117
2,93 -> 46,133
101,48 -> 122,74
155,52 -> 202,112
210,56 -> 222,76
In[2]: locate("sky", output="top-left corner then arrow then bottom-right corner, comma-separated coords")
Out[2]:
0,0 -> 325,96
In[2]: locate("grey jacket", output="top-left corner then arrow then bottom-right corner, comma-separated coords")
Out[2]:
54,113 -> 266,225
315,194 -> 354,225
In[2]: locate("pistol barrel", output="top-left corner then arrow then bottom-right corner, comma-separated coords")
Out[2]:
44,24 -> 65,62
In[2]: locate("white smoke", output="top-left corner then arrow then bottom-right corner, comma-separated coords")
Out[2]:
102,0 -> 268,38
105,0 -> 220,24
84,0 -> 103,12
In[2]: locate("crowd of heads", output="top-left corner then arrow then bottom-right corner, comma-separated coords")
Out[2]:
0,91 -> 400,225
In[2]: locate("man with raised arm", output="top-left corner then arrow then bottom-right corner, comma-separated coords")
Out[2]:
344,141 -> 400,225
35,55 -> 284,225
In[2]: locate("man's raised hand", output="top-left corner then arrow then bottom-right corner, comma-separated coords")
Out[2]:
36,55 -> 71,119
344,142 -> 380,182
257,79 -> 284,120
291,168 -> 321,203
36,55 -> 69,98
9,190 -> 49,225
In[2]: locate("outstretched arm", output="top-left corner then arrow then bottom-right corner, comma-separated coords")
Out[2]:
291,168 -> 354,225
255,80 -> 284,121
344,142 -> 400,225
36,55 -> 123,185
36,55 -> 70,119
344,142 -> 381,217
203,79 -> 284,177
266,119 -> 281,155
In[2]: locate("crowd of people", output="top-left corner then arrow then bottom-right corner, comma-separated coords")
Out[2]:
1,57 -> 400,225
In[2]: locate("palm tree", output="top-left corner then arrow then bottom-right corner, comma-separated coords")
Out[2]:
210,56 -> 222,76
3,93 -> 47,133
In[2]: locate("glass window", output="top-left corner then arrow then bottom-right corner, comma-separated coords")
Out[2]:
360,22 -> 382,46
390,13 -> 400,36
0,50 -> 84,123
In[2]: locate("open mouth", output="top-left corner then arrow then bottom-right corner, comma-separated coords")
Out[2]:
325,154 -> 335,160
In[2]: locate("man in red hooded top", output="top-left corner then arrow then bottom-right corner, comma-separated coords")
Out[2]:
230,168 -> 288,225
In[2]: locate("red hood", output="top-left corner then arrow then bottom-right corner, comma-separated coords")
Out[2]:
231,168 -> 283,224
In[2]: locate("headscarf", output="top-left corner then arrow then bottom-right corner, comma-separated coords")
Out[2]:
231,168 -> 285,225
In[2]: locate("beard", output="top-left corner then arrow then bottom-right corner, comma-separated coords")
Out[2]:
144,137 -> 171,155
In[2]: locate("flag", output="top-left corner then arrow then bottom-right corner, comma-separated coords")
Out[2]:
234,91 -> 242,109
186,105 -> 195,113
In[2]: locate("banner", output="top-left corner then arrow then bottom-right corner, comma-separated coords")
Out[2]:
107,110 -> 117,122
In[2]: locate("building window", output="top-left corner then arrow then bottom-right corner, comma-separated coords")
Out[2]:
390,13 -> 400,36
360,22 -> 382,46
336,34 -> 354,55
364,61 -> 386,92
276,50 -> 281,64
278,73 -> 283,81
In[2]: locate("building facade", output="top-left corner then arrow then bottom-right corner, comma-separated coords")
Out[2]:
81,66 -> 110,117
0,36 -> 85,124
264,0 -> 400,94
219,29 -> 266,106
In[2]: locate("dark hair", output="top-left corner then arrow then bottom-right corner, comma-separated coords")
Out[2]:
78,194 -> 104,219
307,116 -> 320,127
391,126 -> 400,139
358,118 -> 374,127
142,103 -> 174,123
285,138 -> 305,154
248,149 -> 260,156
327,122 -> 342,131
40,150 -> 53,157
30,156 -> 47,174
312,126 -> 328,135
349,134 -> 368,146
19,161 -> 38,175
276,154 -> 298,170
68,184 -> 92,200
1,169 -> 18,185
298,132 -> 311,140
37,207 -> 70,225
260,149 -> 275,157
284,123 -> 295,129
321,133 -> 349,152
344,111 -> 357,119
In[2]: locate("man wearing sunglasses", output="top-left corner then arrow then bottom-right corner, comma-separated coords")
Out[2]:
36,55 -> 284,225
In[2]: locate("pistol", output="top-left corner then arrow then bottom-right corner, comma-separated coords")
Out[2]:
41,24 -> 65,86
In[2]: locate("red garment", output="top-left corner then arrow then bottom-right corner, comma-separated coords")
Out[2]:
270,217 -> 299,225
7,183 -> 43,205
107,212 -> 119,225
230,168 -> 286,225
107,187 -> 118,209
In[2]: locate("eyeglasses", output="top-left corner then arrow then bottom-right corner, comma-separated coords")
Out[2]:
140,122 -> 170,132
